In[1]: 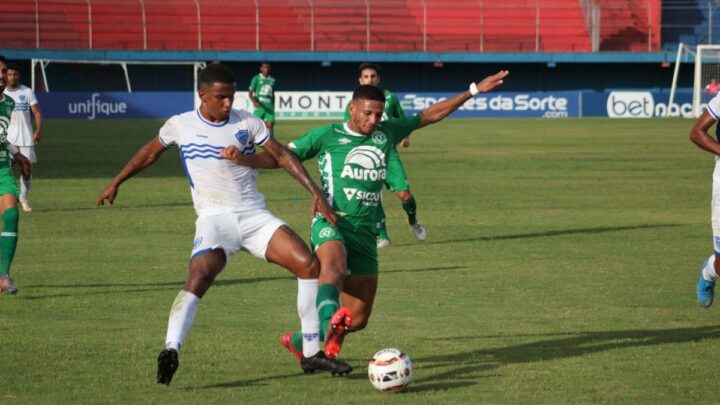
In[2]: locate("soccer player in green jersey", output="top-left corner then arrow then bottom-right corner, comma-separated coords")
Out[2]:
221,70 -> 509,362
343,63 -> 423,248
249,62 -> 276,135
0,57 -> 32,295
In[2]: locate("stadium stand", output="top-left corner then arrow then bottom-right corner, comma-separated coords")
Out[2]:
0,0 -> 677,53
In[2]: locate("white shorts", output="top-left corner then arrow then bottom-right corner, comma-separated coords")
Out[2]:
191,209 -> 286,263
16,146 -> 36,164
712,156 -> 720,253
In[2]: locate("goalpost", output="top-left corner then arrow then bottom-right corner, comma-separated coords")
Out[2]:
669,44 -> 720,118
30,59 -> 206,93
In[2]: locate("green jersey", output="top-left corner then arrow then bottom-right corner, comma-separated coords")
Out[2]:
0,95 -> 15,168
249,73 -> 276,108
289,115 -> 421,225
343,90 -> 406,121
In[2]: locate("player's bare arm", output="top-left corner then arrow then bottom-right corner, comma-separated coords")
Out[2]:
418,70 -> 509,128
690,111 -> 720,155
219,145 -> 279,168
260,138 -> 337,226
97,136 -> 168,206
248,89 -> 262,109
31,103 -> 42,143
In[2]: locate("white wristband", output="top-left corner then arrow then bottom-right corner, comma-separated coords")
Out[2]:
469,82 -> 479,96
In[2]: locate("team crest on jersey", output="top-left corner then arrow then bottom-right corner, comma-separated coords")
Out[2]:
371,131 -> 387,145
319,227 -> 336,238
19,95 -> 26,102
193,236 -> 203,249
235,129 -> 249,144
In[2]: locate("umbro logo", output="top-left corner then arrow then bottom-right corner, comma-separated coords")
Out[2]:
338,138 -> 352,145
196,134 -> 208,138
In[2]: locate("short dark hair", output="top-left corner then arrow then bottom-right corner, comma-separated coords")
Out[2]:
0,55 -> 6,64
358,63 -> 380,75
198,63 -> 235,89
352,84 -> 385,103
6,63 -> 20,73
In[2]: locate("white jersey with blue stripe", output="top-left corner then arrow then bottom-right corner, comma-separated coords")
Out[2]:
158,108 -> 271,215
3,85 -> 38,146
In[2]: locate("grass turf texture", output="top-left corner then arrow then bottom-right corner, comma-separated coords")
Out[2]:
0,117 -> 717,403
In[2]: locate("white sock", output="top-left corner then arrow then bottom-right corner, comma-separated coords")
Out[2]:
703,255 -> 719,282
297,278 -> 321,357
165,290 -> 200,352
20,175 -> 31,202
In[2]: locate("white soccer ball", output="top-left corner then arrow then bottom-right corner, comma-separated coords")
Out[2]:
367,348 -> 413,392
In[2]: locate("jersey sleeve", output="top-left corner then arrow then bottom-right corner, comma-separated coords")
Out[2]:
388,93 -> 406,119
26,88 -> 39,106
248,114 -> 271,146
157,116 -> 179,147
707,93 -> 720,120
287,126 -> 328,161
249,75 -> 258,91
382,115 -> 421,145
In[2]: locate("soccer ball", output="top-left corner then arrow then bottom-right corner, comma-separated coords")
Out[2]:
367,348 -> 413,392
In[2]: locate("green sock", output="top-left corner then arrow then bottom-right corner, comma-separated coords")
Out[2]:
376,205 -> 390,240
291,331 -> 304,352
402,195 -> 418,225
0,207 -> 19,276
316,283 -> 340,341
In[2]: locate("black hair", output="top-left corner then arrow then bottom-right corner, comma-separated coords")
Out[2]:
358,63 -> 380,75
198,63 -> 235,89
0,55 -> 6,64
352,84 -> 385,103
6,63 -> 20,72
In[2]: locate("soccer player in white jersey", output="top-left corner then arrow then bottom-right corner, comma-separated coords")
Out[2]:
4,63 -> 42,213
97,63 -> 352,386
690,93 -> 720,308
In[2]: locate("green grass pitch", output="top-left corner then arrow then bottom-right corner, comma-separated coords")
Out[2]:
1,117 -> 718,403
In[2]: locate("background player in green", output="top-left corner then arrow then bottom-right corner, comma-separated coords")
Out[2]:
249,62 -> 276,135
0,56 -> 32,295
343,63 -> 424,248
222,70 -> 509,361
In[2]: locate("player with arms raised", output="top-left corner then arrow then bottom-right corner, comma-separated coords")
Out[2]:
98,63 -> 352,385
344,63 -> 423,247
0,57 -> 32,295
222,70 -> 509,361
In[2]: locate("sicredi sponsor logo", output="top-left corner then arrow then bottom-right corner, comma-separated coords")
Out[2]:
68,93 -> 127,120
402,94 -> 570,118
607,92 -> 695,118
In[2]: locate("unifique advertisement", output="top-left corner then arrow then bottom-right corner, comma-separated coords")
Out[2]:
38,92 -> 193,120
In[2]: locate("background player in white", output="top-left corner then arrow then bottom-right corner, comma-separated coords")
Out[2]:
97,63 -> 351,385
690,92 -> 720,308
4,63 -> 42,213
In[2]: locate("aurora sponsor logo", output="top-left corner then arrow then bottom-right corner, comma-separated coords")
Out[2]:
340,146 -> 386,181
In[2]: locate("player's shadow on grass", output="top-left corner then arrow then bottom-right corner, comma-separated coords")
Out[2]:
21,276 -> 288,300
409,325 -> 720,391
397,224 -> 683,247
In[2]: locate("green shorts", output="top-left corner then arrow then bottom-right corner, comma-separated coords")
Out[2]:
253,105 -> 276,124
0,168 -> 19,199
385,148 -> 409,192
311,215 -> 378,275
